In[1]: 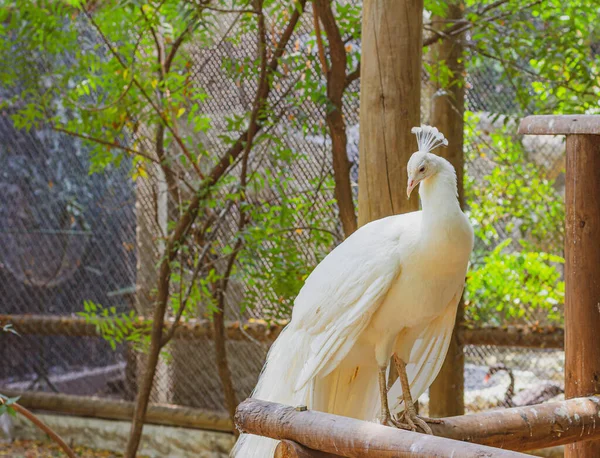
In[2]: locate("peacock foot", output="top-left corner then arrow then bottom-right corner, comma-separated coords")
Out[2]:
392,410 -> 443,435
378,413 -> 394,427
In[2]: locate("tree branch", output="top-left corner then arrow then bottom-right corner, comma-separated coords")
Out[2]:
51,125 -> 159,163
83,8 -> 205,179
344,66 -> 360,89
313,0 -> 357,237
10,402 -> 76,458
160,203 -> 232,346
312,5 -> 329,74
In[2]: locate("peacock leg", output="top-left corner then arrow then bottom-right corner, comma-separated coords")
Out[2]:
392,354 -> 443,435
377,365 -> 394,426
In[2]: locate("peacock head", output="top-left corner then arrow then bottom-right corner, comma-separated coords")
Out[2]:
406,125 -> 449,198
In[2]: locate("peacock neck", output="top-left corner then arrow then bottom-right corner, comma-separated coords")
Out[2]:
419,165 -> 462,227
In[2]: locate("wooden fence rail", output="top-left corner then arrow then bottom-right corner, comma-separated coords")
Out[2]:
236,398 -> 600,457
0,389 -> 232,432
0,314 -> 564,348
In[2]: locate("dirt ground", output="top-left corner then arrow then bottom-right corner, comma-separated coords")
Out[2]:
0,440 -> 134,457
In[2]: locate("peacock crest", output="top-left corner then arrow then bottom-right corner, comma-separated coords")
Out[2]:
411,125 -> 448,153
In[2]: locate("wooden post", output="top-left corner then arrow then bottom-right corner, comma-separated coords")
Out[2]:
519,115 -> 600,458
357,0 -> 422,226
427,0 -> 466,418
358,0 -> 423,390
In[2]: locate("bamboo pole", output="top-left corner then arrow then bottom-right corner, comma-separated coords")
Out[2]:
0,390 -> 232,432
236,399 -> 530,457
519,115 -> 600,458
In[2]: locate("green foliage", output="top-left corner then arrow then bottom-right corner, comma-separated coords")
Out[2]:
464,113 -> 565,253
0,394 -> 20,418
238,170 -> 338,320
463,113 -> 566,325
462,0 -> 600,114
465,239 -> 564,326
78,300 -> 151,352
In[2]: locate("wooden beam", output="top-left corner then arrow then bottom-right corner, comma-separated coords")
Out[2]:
459,325 -> 563,349
275,440 -> 339,458
518,115 -> 600,135
0,390 -> 232,433
0,314 -> 284,342
519,115 -> 600,458
235,399 -> 530,457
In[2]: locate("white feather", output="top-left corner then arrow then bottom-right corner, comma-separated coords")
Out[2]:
232,129 -> 473,458
412,124 -> 449,153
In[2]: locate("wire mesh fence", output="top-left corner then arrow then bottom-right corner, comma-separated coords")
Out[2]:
0,2 -> 566,422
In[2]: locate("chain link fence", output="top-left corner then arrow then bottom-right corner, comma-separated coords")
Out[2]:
0,3 -> 565,424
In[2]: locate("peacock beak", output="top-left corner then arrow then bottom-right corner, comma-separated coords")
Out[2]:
407,179 -> 418,198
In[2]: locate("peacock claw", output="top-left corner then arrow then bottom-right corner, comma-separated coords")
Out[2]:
392,411 -> 443,435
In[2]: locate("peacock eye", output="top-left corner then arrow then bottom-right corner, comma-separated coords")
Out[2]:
419,166 -> 426,173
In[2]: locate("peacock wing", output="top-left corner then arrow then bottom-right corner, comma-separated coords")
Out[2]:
291,215 -> 420,392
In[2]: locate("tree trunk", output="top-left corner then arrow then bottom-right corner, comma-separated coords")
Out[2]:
358,0 -> 423,387
427,1 -> 466,418
357,0 -> 422,225
213,291 -> 239,436
131,138 -> 173,405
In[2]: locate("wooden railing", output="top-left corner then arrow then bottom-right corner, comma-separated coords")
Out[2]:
235,397 -> 600,457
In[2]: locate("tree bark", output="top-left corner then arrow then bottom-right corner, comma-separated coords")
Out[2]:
427,1 -> 466,419
357,0 -> 423,226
